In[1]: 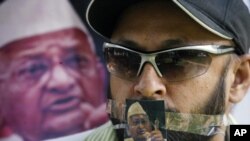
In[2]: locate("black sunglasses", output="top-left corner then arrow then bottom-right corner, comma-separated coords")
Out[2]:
103,42 -> 235,82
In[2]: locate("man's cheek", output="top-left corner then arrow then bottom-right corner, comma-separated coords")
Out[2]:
5,88 -> 44,134
80,80 -> 102,106
3,81 -> 42,115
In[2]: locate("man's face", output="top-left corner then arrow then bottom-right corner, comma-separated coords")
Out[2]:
128,114 -> 152,141
0,28 -> 105,140
109,1 -> 235,140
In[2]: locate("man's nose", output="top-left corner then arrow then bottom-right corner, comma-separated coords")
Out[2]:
134,63 -> 166,99
46,64 -> 75,94
138,122 -> 145,128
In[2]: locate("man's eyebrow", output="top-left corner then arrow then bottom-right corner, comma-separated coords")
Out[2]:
161,39 -> 186,49
113,39 -> 141,50
112,38 -> 187,51
114,38 -> 185,46
17,54 -> 44,61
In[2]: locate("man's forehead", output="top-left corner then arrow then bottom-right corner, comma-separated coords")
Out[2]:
114,1 -> 184,29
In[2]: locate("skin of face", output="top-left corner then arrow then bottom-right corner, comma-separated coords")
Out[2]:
0,28 -> 106,140
109,1 -> 250,141
128,114 -> 152,140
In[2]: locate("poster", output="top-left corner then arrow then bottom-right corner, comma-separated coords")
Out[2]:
0,0 -> 108,140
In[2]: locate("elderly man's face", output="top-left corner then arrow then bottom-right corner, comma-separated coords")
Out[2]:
109,1 -> 238,141
0,28 -> 105,140
128,114 -> 152,141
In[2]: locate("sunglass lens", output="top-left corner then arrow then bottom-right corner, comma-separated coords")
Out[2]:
104,47 -> 141,80
155,50 -> 211,81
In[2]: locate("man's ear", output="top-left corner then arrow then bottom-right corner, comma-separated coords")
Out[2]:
230,54 -> 250,103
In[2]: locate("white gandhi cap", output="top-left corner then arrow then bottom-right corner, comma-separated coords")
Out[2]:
0,0 -> 95,51
127,102 -> 147,119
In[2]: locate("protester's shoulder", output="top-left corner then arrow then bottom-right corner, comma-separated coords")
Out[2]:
84,121 -> 117,141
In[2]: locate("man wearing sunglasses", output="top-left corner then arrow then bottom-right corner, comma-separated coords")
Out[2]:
85,0 -> 250,141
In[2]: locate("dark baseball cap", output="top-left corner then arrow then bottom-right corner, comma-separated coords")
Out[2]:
86,0 -> 250,54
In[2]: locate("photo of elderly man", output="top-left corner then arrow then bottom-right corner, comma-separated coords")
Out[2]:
125,102 -> 164,141
0,0 -> 108,141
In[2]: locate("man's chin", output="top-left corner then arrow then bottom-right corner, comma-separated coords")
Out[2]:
41,125 -> 83,140
40,122 -> 84,140
42,109 -> 84,138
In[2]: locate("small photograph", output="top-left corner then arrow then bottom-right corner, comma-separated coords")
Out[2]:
124,100 -> 166,141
